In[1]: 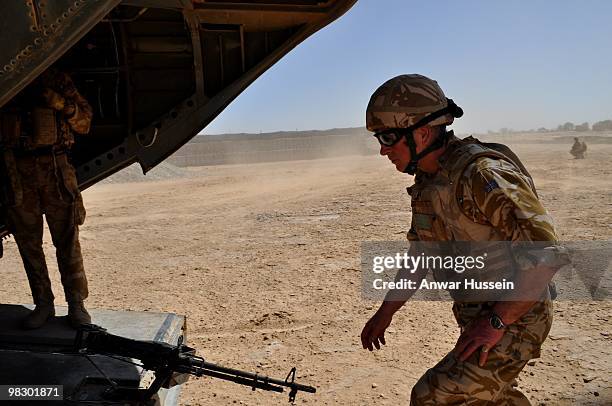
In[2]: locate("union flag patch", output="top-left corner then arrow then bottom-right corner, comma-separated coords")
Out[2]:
484,179 -> 499,193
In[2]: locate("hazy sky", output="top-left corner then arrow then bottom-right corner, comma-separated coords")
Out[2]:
204,0 -> 612,135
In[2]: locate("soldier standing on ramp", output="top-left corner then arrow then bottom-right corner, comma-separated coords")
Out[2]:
0,68 -> 93,329
360,74 -> 563,405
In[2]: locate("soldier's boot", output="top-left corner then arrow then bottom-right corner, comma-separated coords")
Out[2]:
68,301 -> 91,328
22,304 -> 56,329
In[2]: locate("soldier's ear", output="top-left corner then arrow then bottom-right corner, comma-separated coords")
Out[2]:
418,126 -> 436,146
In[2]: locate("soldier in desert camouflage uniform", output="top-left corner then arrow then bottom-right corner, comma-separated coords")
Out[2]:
570,137 -> 586,159
360,74 -> 561,405
0,67 -> 93,329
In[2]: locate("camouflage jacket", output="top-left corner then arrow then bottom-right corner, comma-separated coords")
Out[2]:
39,68 -> 93,147
407,135 -> 558,243
0,69 -> 92,150
406,135 -> 561,296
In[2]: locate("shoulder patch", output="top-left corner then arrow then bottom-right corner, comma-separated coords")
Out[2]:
484,179 -> 499,193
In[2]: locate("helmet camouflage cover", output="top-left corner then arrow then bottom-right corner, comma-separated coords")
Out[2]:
366,74 -> 454,132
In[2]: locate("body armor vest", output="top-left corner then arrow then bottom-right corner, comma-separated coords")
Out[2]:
0,77 -> 76,151
407,136 -> 538,301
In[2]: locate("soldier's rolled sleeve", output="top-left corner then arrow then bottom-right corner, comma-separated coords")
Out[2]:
64,87 -> 93,135
52,71 -> 93,135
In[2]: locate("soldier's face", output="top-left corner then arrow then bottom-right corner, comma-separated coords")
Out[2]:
379,127 -> 429,172
379,138 -> 411,172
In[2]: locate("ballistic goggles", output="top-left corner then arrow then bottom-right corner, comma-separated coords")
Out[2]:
372,98 -> 463,147
373,128 -> 409,147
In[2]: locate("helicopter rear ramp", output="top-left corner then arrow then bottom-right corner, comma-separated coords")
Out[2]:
0,0 -> 357,240
0,304 -> 185,405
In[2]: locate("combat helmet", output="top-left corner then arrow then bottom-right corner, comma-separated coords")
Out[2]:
366,74 -> 463,174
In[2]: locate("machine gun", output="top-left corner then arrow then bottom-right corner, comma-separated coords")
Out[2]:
71,324 -> 316,404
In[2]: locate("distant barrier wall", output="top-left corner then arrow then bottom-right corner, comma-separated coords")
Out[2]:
167,134 -> 377,166
166,131 -> 612,167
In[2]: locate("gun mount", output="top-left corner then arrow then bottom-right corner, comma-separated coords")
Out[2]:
0,304 -> 316,405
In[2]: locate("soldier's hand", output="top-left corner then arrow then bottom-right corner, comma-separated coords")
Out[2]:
42,88 -> 66,111
361,310 -> 393,351
453,317 -> 504,367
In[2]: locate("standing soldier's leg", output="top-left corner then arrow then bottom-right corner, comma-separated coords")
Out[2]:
13,215 -> 54,305
6,160 -> 56,328
45,200 -> 88,304
42,154 -> 90,327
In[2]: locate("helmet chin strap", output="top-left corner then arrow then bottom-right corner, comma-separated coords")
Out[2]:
402,131 -> 449,175
400,99 -> 463,175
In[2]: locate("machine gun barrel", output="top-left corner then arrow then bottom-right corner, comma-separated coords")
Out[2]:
190,360 -> 316,398
74,325 -> 316,402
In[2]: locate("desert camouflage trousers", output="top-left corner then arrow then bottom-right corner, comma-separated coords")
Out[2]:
5,152 -> 88,305
410,300 -> 553,405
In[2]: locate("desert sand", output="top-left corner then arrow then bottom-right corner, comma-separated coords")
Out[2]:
1,136 -> 610,405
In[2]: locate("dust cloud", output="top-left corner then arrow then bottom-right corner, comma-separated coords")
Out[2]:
1,133 -> 610,405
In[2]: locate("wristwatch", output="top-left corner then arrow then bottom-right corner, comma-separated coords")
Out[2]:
489,313 -> 506,330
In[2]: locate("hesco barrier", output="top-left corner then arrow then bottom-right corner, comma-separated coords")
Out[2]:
166,134 -> 377,166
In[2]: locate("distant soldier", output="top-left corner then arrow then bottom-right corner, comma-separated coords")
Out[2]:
570,137 -> 587,159
360,74 -> 562,405
0,68 -> 93,329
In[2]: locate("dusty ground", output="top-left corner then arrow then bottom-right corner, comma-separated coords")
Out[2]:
1,136 -> 611,405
